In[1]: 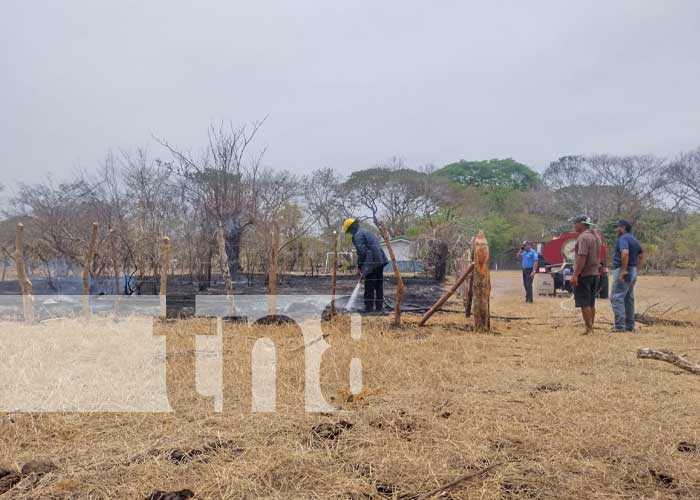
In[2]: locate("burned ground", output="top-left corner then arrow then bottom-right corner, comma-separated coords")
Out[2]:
0,272 -> 699,499
0,274 -> 444,320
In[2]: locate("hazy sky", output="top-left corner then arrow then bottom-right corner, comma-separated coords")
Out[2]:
2,0 -> 699,184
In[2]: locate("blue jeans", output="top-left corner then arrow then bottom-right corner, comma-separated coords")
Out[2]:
522,268 -> 534,302
611,267 -> 637,330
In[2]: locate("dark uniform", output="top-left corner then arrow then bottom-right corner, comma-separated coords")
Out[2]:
352,228 -> 389,312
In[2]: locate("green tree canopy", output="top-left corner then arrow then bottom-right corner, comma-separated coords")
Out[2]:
433,158 -> 539,191
343,161 -> 445,236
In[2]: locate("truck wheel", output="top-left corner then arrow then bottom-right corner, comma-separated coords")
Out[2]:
598,273 -> 609,299
553,272 -> 564,291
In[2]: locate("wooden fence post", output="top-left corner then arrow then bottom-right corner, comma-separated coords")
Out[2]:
109,226 -> 121,317
160,236 -> 169,319
376,222 -> 403,326
472,230 -> 491,332
82,222 -> 98,318
216,221 -> 233,295
109,227 -> 120,295
268,222 -> 280,316
15,223 -> 34,324
465,237 -> 475,317
330,230 -> 338,317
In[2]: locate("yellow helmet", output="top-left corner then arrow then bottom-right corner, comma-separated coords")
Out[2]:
342,217 -> 356,233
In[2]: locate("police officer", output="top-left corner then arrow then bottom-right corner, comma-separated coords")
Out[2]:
517,241 -> 538,303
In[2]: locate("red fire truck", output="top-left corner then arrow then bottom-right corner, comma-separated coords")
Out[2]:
532,232 -> 609,298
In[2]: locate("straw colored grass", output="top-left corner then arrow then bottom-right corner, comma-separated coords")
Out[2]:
1,272 -> 699,499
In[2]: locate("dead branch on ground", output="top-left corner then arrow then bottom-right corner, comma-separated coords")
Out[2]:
404,461 -> 504,500
637,348 -> 700,375
633,302 -> 694,327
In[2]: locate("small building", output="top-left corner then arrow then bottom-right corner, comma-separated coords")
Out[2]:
379,238 -> 417,261
379,238 -> 423,275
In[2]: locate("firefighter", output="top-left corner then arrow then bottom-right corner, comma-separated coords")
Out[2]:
342,218 -> 389,314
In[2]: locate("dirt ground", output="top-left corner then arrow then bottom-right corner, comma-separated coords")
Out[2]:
1,271 -> 699,499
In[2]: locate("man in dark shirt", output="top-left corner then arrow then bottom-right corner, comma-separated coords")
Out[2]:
611,219 -> 644,332
343,218 -> 389,314
571,215 -> 601,334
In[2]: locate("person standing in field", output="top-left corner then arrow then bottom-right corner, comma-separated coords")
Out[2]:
570,215 -> 602,334
342,217 -> 389,314
517,241 -> 538,303
610,219 -> 644,332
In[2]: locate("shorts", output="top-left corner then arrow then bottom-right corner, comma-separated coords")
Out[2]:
574,275 -> 599,308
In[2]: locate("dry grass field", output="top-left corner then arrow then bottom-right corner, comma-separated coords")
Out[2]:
1,271 -> 699,499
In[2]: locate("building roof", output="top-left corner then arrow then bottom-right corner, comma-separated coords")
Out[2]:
379,238 -> 413,246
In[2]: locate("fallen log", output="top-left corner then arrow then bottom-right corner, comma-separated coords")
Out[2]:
418,263 -> 474,326
637,348 -> 700,375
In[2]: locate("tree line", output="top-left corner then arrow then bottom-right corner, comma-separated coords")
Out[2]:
1,121 -> 699,288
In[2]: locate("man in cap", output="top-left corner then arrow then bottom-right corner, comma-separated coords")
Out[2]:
611,219 -> 644,332
342,217 -> 389,314
517,241 -> 538,303
570,215 -> 602,334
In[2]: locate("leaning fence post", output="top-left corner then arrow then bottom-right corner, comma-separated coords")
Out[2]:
82,222 -> 98,319
376,221 -> 403,326
418,263 -> 474,326
15,223 -> 34,324
160,236 -> 170,319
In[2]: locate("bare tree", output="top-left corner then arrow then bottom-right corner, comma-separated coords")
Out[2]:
120,148 -> 179,279
666,148 -> 700,210
13,178 -> 102,275
303,167 -> 346,237
544,154 -> 665,223
344,158 -> 440,237
156,120 -> 265,279
249,169 -> 314,276
587,154 -> 666,218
